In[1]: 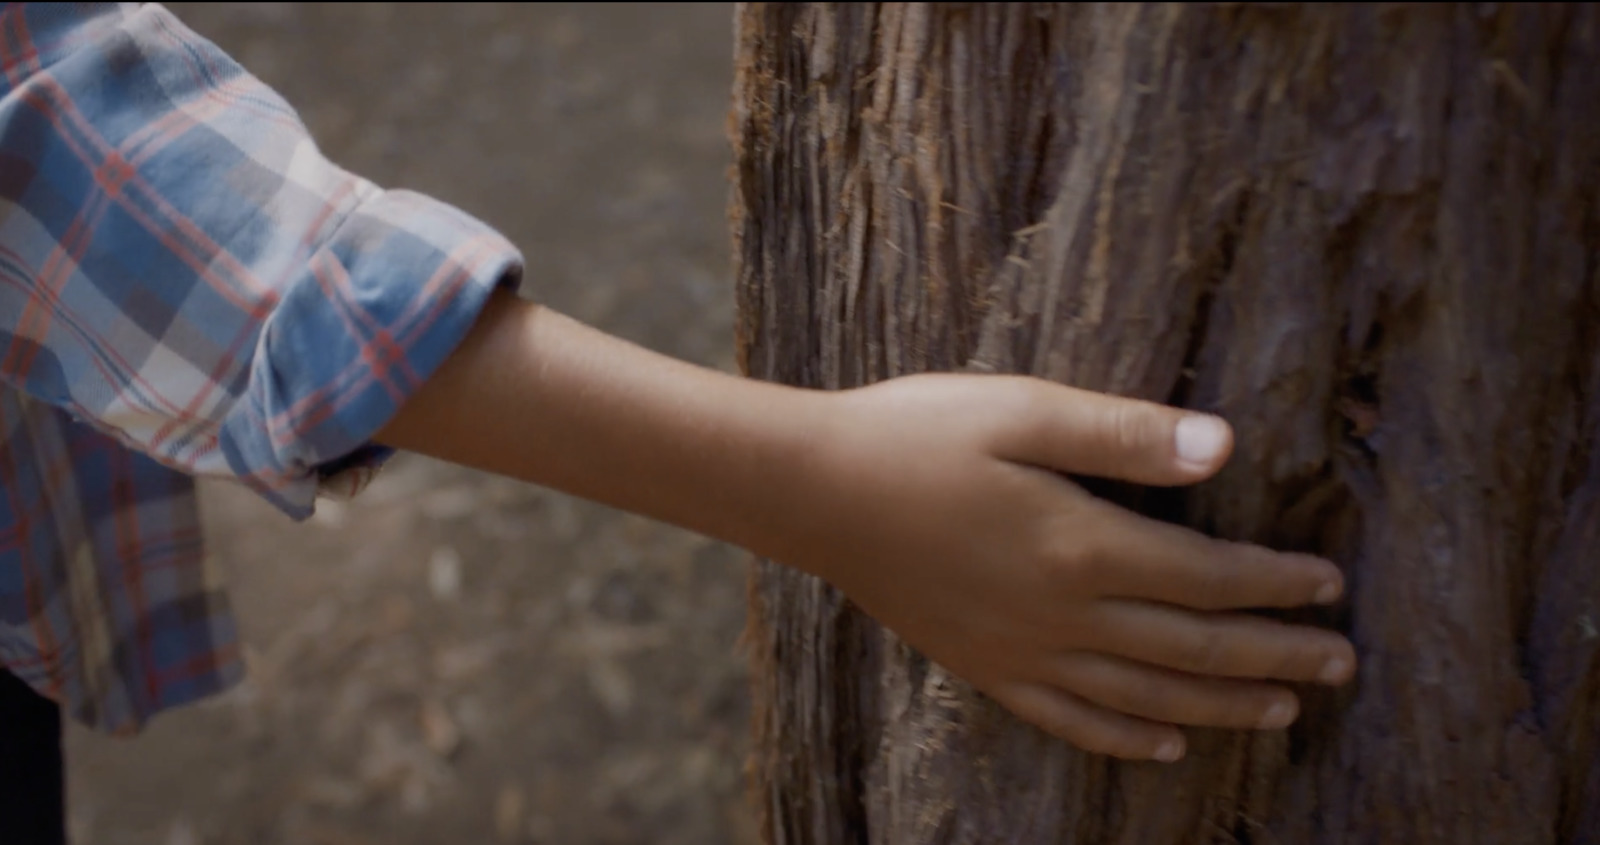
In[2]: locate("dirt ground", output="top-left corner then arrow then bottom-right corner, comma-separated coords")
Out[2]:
63,4 -> 754,844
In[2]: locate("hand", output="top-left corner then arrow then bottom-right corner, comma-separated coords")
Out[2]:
780,373 -> 1355,763
376,296 -> 1354,762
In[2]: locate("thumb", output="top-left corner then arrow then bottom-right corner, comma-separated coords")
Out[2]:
997,382 -> 1233,486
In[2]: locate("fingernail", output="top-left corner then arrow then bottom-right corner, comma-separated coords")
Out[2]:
1175,415 -> 1229,468
1314,581 -> 1341,604
1319,657 -> 1350,684
1259,700 -> 1296,729
1152,737 -> 1185,763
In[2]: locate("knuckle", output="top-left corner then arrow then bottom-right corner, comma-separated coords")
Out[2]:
1103,730 -> 1163,761
1060,724 -> 1129,759
1037,712 -> 1082,744
1255,624 -> 1331,681
1169,697 -> 1225,728
1270,638 -> 1318,680
1260,554 -> 1312,603
1012,686 -> 1144,760
998,378 -> 1051,438
1107,676 -> 1162,718
1027,703 -> 1090,748
1103,401 -> 1162,457
1187,552 -> 1233,607
1225,688 -> 1277,725
1181,628 -> 1230,676
1251,547 -> 1325,607
1058,534 -> 1112,589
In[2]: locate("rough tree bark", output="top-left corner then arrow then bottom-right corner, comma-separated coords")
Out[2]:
729,4 -> 1600,843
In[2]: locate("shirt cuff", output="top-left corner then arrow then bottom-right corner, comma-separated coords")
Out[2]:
218,188 -> 523,519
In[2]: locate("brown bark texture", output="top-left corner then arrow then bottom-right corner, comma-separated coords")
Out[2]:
729,3 -> 1600,844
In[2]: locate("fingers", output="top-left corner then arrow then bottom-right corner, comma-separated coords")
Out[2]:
996,681 -> 1188,762
1087,598 -> 1356,685
1078,499 -> 1345,611
1046,651 -> 1300,730
995,381 -> 1234,486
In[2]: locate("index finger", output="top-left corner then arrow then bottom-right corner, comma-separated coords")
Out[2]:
1076,499 -> 1344,611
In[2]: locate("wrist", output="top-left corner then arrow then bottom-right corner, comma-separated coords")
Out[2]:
686,377 -> 842,563
716,384 -> 868,583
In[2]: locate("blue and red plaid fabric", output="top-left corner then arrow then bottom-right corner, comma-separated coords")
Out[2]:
0,2 -> 522,733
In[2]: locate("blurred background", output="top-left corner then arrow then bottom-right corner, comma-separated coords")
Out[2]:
64,4 -> 753,844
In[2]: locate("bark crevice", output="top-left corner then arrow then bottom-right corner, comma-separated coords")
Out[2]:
732,4 -> 1600,843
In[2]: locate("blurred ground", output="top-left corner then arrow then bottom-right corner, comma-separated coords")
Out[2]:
63,4 -> 754,844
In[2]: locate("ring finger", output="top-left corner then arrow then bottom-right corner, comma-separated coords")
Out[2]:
1046,650 -> 1300,731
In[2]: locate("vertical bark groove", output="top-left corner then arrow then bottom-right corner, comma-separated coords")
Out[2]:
731,4 -> 1600,843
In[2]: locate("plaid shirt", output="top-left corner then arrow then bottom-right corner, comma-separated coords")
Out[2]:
0,2 -> 522,733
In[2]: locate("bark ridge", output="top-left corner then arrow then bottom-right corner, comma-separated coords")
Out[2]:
730,4 -> 1600,843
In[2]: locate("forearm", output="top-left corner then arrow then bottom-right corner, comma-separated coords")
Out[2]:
375,289 -> 827,559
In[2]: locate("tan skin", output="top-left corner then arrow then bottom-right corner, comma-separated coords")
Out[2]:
377,289 -> 1357,763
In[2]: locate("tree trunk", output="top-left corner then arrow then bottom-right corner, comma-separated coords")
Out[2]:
728,3 -> 1600,843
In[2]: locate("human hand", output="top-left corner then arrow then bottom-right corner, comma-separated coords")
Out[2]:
779,373 -> 1355,763
378,297 -> 1353,764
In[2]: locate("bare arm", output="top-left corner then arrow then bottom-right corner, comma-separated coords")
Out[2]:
377,288 -> 1356,763
376,288 -> 823,560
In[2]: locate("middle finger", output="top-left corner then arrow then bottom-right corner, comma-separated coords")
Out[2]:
1085,598 -> 1356,685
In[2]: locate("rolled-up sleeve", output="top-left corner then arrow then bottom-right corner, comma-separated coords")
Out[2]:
0,2 -> 523,517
